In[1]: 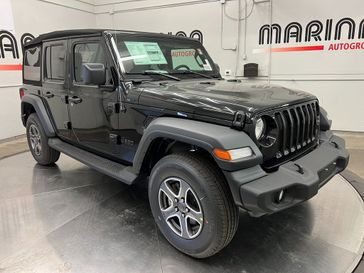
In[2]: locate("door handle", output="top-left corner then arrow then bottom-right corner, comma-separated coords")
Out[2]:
44,91 -> 54,98
68,96 -> 82,104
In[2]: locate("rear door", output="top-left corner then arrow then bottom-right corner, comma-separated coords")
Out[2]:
68,37 -> 121,158
42,40 -> 71,140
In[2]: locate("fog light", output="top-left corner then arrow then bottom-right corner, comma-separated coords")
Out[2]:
275,189 -> 285,203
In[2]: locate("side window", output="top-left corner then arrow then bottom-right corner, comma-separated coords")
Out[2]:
74,43 -> 105,83
24,46 -> 41,83
45,45 -> 65,80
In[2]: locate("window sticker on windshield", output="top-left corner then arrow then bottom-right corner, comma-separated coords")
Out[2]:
124,41 -> 167,65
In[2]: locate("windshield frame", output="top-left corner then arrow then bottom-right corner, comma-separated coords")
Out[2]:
106,31 -> 220,81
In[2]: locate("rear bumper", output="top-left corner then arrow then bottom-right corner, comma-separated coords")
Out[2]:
224,131 -> 349,217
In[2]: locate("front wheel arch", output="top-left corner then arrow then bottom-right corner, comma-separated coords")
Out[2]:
138,137 -> 219,177
132,117 -> 263,175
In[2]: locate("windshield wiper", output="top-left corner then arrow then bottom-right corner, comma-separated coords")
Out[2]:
143,70 -> 180,81
172,70 -> 216,79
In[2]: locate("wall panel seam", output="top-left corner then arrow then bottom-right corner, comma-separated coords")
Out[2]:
0,85 -> 22,89
36,0 -> 95,14
36,0 -> 222,14
95,0 -> 220,14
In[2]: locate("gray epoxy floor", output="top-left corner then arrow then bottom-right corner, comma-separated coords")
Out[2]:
0,152 -> 363,273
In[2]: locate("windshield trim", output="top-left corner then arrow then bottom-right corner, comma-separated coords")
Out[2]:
110,35 -> 126,74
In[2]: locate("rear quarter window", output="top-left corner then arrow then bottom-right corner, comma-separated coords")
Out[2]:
23,45 -> 41,85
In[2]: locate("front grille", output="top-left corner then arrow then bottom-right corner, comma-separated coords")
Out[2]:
261,100 -> 320,169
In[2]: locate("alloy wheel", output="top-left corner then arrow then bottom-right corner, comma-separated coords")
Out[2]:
158,177 -> 203,239
29,124 -> 42,156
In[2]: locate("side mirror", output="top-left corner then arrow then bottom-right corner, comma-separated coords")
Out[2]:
214,63 -> 221,74
81,63 -> 106,85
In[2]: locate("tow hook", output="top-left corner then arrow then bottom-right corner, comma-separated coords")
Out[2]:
294,163 -> 305,174
330,141 -> 339,149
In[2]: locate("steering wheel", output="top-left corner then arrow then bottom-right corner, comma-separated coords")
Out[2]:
174,64 -> 191,71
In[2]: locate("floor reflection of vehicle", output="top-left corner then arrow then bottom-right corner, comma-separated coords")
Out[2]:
0,153 -> 362,272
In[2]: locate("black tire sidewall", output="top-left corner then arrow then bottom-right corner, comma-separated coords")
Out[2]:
149,155 -> 224,256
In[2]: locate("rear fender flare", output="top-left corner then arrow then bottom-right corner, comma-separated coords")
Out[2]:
21,94 -> 56,137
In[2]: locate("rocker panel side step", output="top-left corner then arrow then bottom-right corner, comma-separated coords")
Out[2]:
48,138 -> 137,185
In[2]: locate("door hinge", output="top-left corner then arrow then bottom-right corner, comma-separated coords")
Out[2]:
66,121 -> 72,129
115,102 -> 126,113
64,95 -> 69,104
115,102 -> 120,113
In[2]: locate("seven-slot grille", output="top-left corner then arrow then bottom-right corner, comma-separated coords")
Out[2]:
274,100 -> 320,159
260,100 -> 320,170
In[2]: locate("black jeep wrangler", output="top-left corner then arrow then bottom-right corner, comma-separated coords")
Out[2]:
20,29 -> 349,258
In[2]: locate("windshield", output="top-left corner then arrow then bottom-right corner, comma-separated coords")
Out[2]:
110,32 -> 219,80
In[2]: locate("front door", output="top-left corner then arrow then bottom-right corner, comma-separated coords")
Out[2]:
68,37 -> 120,159
42,40 -> 71,140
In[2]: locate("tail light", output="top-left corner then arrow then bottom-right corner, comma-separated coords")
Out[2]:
19,88 -> 25,99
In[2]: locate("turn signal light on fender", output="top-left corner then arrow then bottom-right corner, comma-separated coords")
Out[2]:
213,147 -> 253,161
213,148 -> 232,161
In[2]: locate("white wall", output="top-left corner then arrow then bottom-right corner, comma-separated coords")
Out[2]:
0,0 -> 96,140
95,0 -> 364,132
0,0 -> 363,140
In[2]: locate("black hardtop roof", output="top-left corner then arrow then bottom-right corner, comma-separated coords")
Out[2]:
25,29 -> 196,48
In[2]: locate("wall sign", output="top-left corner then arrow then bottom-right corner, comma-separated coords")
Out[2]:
0,31 -> 34,71
255,17 -> 364,53
169,30 -> 204,44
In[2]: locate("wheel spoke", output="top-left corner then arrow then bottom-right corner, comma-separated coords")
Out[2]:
178,179 -> 190,199
161,205 -> 177,219
34,145 -> 39,155
187,209 -> 203,226
185,188 -> 203,224
30,126 -> 35,137
180,215 -> 190,238
37,143 -> 42,153
160,181 -> 178,200
166,213 -> 184,237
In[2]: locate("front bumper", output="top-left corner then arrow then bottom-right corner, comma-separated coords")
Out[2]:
224,131 -> 349,217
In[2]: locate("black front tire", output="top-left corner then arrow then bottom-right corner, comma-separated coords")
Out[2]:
26,113 -> 60,165
149,152 -> 239,258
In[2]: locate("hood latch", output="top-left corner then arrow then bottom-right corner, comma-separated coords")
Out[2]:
232,111 -> 246,130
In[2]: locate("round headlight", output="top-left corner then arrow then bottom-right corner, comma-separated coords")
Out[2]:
255,115 -> 278,147
255,118 -> 265,140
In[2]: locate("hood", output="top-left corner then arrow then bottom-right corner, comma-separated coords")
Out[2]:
137,80 -> 317,122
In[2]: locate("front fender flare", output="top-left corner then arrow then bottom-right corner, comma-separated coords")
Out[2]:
132,117 -> 263,173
